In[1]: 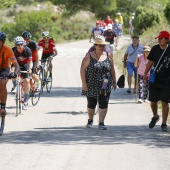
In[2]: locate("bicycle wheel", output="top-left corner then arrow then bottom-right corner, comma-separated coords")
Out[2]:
15,83 -> 20,116
46,69 -> 52,93
39,66 -> 45,94
31,89 -> 41,106
0,116 -> 5,136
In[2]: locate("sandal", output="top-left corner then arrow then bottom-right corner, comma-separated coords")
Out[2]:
127,89 -> 131,93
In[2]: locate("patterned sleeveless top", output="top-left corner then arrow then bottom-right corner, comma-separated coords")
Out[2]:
85,53 -> 113,98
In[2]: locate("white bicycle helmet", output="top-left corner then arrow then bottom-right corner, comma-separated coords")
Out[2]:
14,36 -> 25,44
42,31 -> 50,37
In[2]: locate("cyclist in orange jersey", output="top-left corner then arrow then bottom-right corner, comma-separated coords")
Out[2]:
0,32 -> 19,115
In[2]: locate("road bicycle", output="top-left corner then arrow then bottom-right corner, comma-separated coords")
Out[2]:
15,71 -> 26,116
29,75 -> 41,106
39,58 -> 53,94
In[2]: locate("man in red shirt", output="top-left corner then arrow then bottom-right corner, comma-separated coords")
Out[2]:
38,31 -> 58,80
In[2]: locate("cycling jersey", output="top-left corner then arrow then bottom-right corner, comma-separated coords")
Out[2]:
12,46 -> 32,65
38,38 -> 56,54
26,40 -> 38,61
92,28 -> 104,39
103,30 -> 117,44
0,45 -> 17,71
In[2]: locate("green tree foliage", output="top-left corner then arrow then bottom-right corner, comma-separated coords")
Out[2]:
51,0 -> 117,18
133,6 -> 161,35
2,11 -> 54,41
164,2 -> 170,24
1,10 -> 93,43
0,0 -> 15,9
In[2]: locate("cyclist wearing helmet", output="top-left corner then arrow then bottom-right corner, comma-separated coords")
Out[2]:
38,31 -> 58,80
0,32 -> 19,116
22,31 -> 41,90
12,36 -> 33,110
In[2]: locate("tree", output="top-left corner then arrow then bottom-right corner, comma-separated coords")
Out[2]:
133,6 -> 161,35
51,0 -> 117,18
164,2 -> 170,24
0,0 -> 15,9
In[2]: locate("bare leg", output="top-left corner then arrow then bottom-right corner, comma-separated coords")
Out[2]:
99,108 -> 107,122
127,75 -> 132,90
0,79 -> 7,103
150,102 -> 158,117
162,102 -> 169,124
87,108 -> 94,120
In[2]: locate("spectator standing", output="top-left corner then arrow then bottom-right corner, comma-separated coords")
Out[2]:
135,46 -> 151,103
116,12 -> 123,25
89,21 -> 104,43
123,35 -> 143,93
143,31 -> 170,131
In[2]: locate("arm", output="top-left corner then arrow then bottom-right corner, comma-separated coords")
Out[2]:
108,54 -> 117,90
80,53 -> 90,91
35,52 -> 40,68
123,53 -> 128,68
144,60 -> 153,75
12,61 -> 20,74
51,47 -> 58,57
134,55 -> 139,68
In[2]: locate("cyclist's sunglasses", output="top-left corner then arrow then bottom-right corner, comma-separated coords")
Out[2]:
43,36 -> 50,39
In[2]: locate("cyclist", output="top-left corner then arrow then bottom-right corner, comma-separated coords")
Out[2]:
12,36 -> 33,110
89,21 -> 104,43
103,24 -> 118,56
22,31 -> 41,90
0,32 -> 19,116
38,31 -> 58,81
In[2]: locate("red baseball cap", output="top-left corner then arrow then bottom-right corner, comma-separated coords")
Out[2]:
155,31 -> 170,39
96,21 -> 100,24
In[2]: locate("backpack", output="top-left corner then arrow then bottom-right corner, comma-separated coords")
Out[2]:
117,74 -> 125,88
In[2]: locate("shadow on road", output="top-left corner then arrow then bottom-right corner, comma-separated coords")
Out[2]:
1,125 -> 170,148
41,86 -> 136,101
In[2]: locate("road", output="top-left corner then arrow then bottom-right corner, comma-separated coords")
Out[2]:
1,36 -> 170,170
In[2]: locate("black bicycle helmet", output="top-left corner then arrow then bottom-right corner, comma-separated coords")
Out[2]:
22,31 -> 32,39
0,32 -> 6,41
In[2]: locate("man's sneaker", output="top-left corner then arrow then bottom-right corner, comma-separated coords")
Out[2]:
22,103 -> 28,110
127,89 -> 131,93
11,87 -> 16,94
161,123 -> 168,131
149,115 -> 160,128
137,99 -> 143,104
0,109 -> 6,118
86,119 -> 93,128
98,122 -> 107,130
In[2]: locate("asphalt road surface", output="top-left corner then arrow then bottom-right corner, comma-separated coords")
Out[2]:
1,36 -> 170,170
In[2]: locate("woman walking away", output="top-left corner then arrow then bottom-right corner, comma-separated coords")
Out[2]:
80,35 -> 117,130
135,46 -> 151,103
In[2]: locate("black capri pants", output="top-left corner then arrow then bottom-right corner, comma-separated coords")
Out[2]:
87,92 -> 111,109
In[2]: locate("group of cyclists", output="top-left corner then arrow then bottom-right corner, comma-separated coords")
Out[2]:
89,13 -> 124,57
0,30 -> 58,116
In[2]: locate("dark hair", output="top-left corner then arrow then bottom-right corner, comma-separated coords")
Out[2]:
132,35 -> 139,39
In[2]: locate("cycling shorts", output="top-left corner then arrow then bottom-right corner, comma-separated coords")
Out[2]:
41,52 -> 54,62
0,67 -> 10,78
32,60 -> 37,74
20,63 -> 29,79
